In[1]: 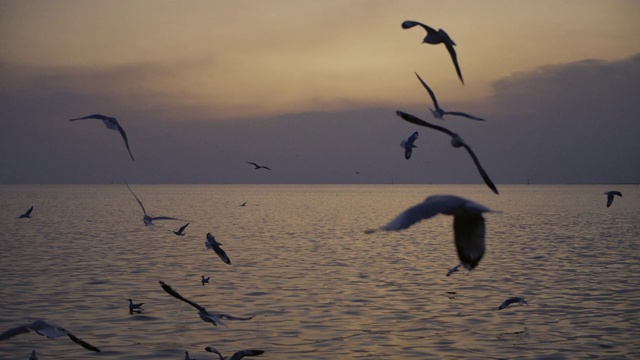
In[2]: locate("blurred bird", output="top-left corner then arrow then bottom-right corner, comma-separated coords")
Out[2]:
240,201 -> 247,207
18,206 -> 33,219
201,276 -> 210,286
68,114 -> 135,161
604,191 -> 622,208
446,263 -> 462,277
205,346 -> 265,360
0,319 -> 100,352
414,72 -> 484,121
247,162 -> 271,170
401,131 -> 419,159
206,233 -> 231,264
498,297 -> 528,310
173,223 -> 190,236
126,183 -> 182,225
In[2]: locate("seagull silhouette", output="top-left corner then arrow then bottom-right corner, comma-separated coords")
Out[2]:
414,73 -> 484,121
402,20 -> 463,84
498,297 -> 528,310
125,183 -> 182,225
604,191 -> 622,208
368,195 -> 492,270
206,233 -> 231,264
69,114 -> 135,161
18,206 -> 33,219
173,223 -> 190,236
396,110 -> 498,194
247,162 -> 271,170
0,319 -> 100,352
205,346 -> 265,360
201,276 -> 210,286
401,131 -> 419,159
446,263 -> 462,277
240,201 -> 247,207
128,299 -> 144,314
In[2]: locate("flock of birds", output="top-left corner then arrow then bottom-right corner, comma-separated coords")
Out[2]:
3,19 -> 626,359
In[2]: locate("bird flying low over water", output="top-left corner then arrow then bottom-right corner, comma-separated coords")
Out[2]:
125,183 -> 182,225
128,299 -> 144,314
396,111 -> 498,194
247,162 -> 271,170
401,131 -> 419,159
18,206 -> 33,219
173,223 -> 190,236
0,319 -> 100,352
201,276 -> 210,286
446,263 -> 462,277
206,233 -> 231,264
402,20 -> 464,84
205,346 -> 265,360
604,191 -> 622,208
368,195 -> 492,270
498,297 -> 528,310
414,73 -> 485,121
68,114 -> 135,161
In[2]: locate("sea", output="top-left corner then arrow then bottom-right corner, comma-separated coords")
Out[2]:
0,184 -> 638,359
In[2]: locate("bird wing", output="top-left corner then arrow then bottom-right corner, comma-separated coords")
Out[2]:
461,144 -> 499,194
453,213 -> 486,270
247,162 -> 259,168
159,281 -> 206,312
178,223 -> 190,233
606,194 -> 614,207
215,313 -> 254,321
382,199 -> 446,231
205,346 -> 225,359
114,122 -> 135,161
66,332 -> 101,352
408,131 -> 419,143
263,166 -> 272,170
125,183 -> 148,216
68,114 -> 108,121
404,147 -> 413,160
414,73 -> 441,110
401,20 -> 436,34
149,216 -> 180,221
396,111 -> 456,137
229,350 -> 265,360
0,324 -> 31,340
444,111 -> 485,121
212,245 -> 231,264
444,42 -> 464,84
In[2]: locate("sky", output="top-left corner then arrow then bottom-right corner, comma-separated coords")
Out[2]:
1,0 -> 639,184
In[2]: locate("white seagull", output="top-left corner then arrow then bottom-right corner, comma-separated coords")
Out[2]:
247,162 -> 271,170
206,233 -> 231,264
414,72 -> 485,121
498,297 -> 528,310
69,114 -> 135,161
18,206 -> 33,219
125,183 -> 182,225
370,195 -> 492,270
396,110 -> 498,194
159,281 -> 254,327
402,20 -> 464,84
173,223 -> 190,236
604,191 -> 622,208
401,131 -> 419,159
0,319 -> 100,352
205,346 -> 265,360
201,276 -> 210,286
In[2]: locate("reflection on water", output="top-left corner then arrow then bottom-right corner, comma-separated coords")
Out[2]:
0,184 -> 639,359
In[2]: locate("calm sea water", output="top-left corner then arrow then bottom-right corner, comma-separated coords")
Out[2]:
0,184 -> 638,359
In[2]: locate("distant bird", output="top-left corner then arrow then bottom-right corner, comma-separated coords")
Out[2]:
369,195 -> 492,270
240,201 -> 247,207
128,299 -> 144,313
206,233 -> 231,264
414,72 -> 484,121
402,20 -> 463,84
498,297 -> 528,310
396,110 -> 498,194
18,206 -> 33,219
604,191 -> 622,208
159,281 -> 254,326
401,131 -> 419,159
0,319 -> 100,352
29,350 -> 38,360
173,223 -> 190,236
125,183 -> 182,225
205,346 -> 265,360
68,114 -> 135,161
201,276 -> 210,286
446,263 -> 462,277
247,162 -> 271,170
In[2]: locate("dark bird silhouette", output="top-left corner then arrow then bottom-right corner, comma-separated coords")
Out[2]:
240,201 -> 247,207
401,131 -> 419,159
414,72 -> 484,121
201,276 -> 210,286
128,299 -> 144,314
205,346 -> 265,360
446,263 -> 462,277
498,297 -> 528,310
396,111 -> 498,194
247,162 -> 271,170
173,223 -> 190,236
604,191 -> 622,208
0,319 -> 100,352
18,206 -> 33,219
69,114 -> 135,161
402,20 -> 464,84
205,233 -> 231,264
126,183 -> 182,225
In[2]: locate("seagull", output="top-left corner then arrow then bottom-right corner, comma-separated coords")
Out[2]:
0,319 -> 100,352
29,350 -> 38,360
414,72 -> 484,121
402,20 -> 463,84
604,191 -> 622,208
401,131 -> 419,159
125,183 -> 182,225
201,276 -> 210,286
446,263 -> 462,277
159,281 -> 254,326
206,233 -> 231,264
240,201 -> 247,207
205,346 -> 265,360
173,223 -> 190,236
498,297 -> 528,310
18,206 -> 33,219
396,110 -> 498,194
128,299 -> 144,313
247,162 -> 271,170
369,195 -> 492,270
68,114 -> 135,161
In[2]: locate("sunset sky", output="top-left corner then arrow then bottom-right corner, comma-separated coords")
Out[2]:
1,0 -> 639,184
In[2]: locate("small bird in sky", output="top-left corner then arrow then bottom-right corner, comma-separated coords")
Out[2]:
205,346 -> 265,360
402,20 -> 464,84
68,114 -> 135,161
498,297 -> 528,310
396,110 -> 498,194
369,195 -> 492,270
18,206 -> 33,219
0,319 -> 100,352
414,72 -> 485,121
173,223 -> 190,236
446,263 -> 462,277
206,233 -> 231,264
401,131 -> 419,159
247,162 -> 271,170
126,183 -> 182,225
201,276 -> 210,286
604,191 -> 622,208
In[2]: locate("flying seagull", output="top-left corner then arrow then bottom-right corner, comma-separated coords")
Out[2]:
159,281 -> 253,326
128,299 -> 144,314
604,191 -> 622,208
205,346 -> 265,360
29,350 -> 38,360
446,263 -> 462,277
125,183 -> 182,225
201,276 -> 210,286
368,195 -> 492,270
401,131 -> 419,159
414,72 -> 485,121
206,233 -> 231,264
396,110 -> 498,194
247,162 -> 271,170
173,223 -> 190,236
68,114 -> 135,161
0,319 -> 100,352
18,206 -> 33,219
402,20 -> 463,84
498,297 -> 528,310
